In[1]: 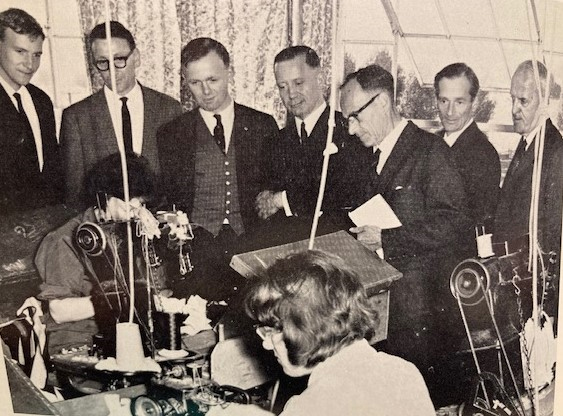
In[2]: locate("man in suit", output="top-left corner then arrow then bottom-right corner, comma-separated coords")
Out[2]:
61,21 -> 181,209
494,60 -> 563,295
157,38 -> 279,301
256,46 -> 370,226
0,8 -> 63,214
435,63 -> 500,236
340,64 -> 472,406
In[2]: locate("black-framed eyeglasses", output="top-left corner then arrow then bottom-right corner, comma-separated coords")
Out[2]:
342,92 -> 381,129
94,49 -> 135,71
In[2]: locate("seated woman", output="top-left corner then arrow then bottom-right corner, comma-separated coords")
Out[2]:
210,250 -> 435,416
36,152 -> 162,356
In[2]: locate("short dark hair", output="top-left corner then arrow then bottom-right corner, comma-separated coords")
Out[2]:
341,64 -> 394,98
181,37 -> 230,68
89,21 -> 136,51
274,45 -> 320,68
83,152 -> 155,206
245,250 -> 378,369
0,8 -> 45,41
434,63 -> 480,100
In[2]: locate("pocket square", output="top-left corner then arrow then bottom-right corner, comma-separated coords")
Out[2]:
394,186 -> 403,190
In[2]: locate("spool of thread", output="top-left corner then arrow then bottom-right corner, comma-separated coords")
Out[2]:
218,323 -> 225,342
476,233 -> 494,258
168,313 -> 182,350
115,322 -> 145,371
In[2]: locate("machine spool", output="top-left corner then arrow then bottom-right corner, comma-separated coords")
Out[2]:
76,222 -> 107,257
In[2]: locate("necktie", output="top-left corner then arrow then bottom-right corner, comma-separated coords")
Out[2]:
365,148 -> 382,198
121,97 -> 133,153
509,136 -> 527,172
300,121 -> 308,144
214,114 -> 226,153
14,92 -> 39,170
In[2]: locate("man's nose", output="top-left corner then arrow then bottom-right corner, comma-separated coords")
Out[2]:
447,102 -> 455,115
348,119 -> 358,136
23,54 -> 34,69
202,82 -> 211,94
288,86 -> 297,99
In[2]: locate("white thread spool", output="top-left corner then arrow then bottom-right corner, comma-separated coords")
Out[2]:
476,233 -> 494,258
115,322 -> 145,371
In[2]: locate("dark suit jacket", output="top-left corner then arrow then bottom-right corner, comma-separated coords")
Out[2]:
0,83 -> 63,214
494,119 -> 563,264
60,85 -> 181,209
157,103 -> 279,233
379,121 -> 471,263
438,121 -> 500,228
272,106 -> 372,216
368,121 -> 471,330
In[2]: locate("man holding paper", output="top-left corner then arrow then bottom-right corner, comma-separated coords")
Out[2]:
340,64 -> 472,406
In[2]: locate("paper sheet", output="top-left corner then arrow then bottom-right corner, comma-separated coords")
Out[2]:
349,194 -> 402,229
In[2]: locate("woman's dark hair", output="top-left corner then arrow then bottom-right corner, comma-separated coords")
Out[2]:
245,250 -> 378,368
82,152 -> 156,207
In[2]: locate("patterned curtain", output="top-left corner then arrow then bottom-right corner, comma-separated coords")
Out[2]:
75,0 -> 337,124
175,0 -> 289,123
302,0 -> 335,106
77,0 -> 181,100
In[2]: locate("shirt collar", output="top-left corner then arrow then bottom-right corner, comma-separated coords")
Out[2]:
0,75 -> 27,105
377,118 -> 408,155
295,101 -> 327,135
199,97 -> 235,123
443,118 -> 474,147
103,81 -> 142,101
522,120 -> 545,150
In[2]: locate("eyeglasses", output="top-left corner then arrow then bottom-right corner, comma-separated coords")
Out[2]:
342,92 -> 381,129
94,49 -> 134,71
255,325 -> 280,341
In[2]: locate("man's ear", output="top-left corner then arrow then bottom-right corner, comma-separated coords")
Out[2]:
470,97 -> 478,114
132,48 -> 141,69
316,69 -> 324,86
378,91 -> 391,110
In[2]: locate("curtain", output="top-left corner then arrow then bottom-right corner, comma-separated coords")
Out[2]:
76,0 -> 337,124
176,0 -> 288,122
77,0 -> 181,100
302,0 -> 335,106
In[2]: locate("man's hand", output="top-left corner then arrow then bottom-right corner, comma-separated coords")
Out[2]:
349,225 -> 382,252
256,190 -> 283,219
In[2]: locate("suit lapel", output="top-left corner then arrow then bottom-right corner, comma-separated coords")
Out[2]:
0,83 -> 19,118
452,121 -> 476,150
93,90 -> 119,153
377,121 -> 418,193
232,103 -> 252,154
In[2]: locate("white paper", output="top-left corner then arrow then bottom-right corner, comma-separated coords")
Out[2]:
349,194 -> 402,229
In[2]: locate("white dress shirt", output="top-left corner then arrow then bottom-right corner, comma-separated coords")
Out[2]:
282,102 -> 328,216
443,118 -> 474,147
199,98 -> 235,152
294,101 -> 327,138
104,83 -> 144,154
0,76 -> 44,171
522,121 -> 545,151
375,118 -> 408,174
